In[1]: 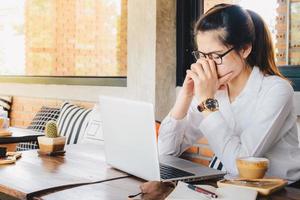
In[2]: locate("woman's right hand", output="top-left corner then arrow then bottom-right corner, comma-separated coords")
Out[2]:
170,73 -> 194,120
181,71 -> 195,98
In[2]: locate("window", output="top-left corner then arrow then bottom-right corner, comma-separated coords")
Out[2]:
176,0 -> 300,91
289,0 -> 300,65
0,0 -> 127,86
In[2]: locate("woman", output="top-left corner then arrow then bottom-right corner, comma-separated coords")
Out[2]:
158,4 -> 300,182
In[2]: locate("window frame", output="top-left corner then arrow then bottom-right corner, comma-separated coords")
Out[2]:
0,0 -> 127,87
279,66 -> 300,91
0,76 -> 127,86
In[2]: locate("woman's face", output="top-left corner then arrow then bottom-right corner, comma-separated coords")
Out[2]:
196,30 -> 249,84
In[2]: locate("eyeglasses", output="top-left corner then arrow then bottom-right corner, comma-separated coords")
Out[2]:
192,47 -> 235,65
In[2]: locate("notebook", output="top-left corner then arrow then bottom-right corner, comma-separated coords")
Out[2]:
166,181 -> 258,200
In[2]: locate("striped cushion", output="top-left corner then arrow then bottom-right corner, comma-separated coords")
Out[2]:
0,96 -> 12,112
57,102 -> 92,145
209,154 -> 226,172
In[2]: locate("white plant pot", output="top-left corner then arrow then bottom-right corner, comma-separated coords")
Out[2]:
38,136 -> 66,153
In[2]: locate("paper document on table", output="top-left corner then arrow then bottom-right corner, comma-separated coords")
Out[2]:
166,181 -> 258,200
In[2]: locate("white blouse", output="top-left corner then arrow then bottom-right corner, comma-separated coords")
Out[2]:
158,67 -> 300,182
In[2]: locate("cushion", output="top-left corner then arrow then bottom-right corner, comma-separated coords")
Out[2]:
0,96 -> 12,112
80,104 -> 103,144
27,106 -> 61,133
57,102 -> 92,145
16,141 -> 39,151
209,154 -> 226,171
17,106 -> 61,151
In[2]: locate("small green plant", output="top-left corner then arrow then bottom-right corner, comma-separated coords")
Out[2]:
45,121 -> 58,138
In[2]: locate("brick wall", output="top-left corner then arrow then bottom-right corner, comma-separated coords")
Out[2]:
276,0 -> 288,65
24,0 -> 127,77
181,138 -> 214,166
10,96 -> 95,128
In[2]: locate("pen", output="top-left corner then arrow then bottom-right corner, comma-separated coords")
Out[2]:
187,184 -> 218,198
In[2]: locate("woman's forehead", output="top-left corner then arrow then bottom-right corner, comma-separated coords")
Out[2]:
196,30 -> 226,52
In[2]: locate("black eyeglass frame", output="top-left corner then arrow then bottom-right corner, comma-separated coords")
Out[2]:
192,47 -> 235,65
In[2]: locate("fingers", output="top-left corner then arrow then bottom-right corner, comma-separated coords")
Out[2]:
186,69 -> 199,83
218,72 -> 233,86
184,71 -> 194,84
188,59 -> 219,99
189,59 -> 220,91
198,59 -> 213,79
207,59 -> 218,79
218,84 -> 227,90
184,72 -> 192,81
183,74 -> 194,89
190,62 -> 205,81
191,59 -> 217,80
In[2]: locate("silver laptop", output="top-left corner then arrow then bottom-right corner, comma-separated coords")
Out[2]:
99,96 -> 225,182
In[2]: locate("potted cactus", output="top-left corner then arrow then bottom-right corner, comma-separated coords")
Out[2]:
38,121 -> 66,154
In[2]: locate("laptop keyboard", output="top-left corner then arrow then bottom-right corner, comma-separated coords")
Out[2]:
159,164 -> 195,180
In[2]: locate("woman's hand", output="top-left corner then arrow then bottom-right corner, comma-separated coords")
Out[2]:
170,73 -> 195,120
171,59 -> 233,119
187,59 -> 232,103
187,59 -> 218,103
181,71 -> 195,98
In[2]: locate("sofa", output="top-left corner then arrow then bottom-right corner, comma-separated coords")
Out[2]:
1,96 -> 104,149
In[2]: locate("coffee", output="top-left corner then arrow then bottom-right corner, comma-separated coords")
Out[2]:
236,157 -> 269,179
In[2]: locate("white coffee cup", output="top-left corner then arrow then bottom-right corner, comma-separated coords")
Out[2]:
236,157 -> 269,179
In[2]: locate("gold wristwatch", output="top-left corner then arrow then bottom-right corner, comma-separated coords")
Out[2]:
197,98 -> 219,112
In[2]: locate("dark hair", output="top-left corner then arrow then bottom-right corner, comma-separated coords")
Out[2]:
194,4 -> 285,79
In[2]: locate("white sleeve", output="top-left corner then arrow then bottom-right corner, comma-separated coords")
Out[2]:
158,98 -> 205,156
199,83 -> 294,174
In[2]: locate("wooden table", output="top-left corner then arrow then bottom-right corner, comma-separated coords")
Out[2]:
1,142 -> 299,200
0,144 -> 128,200
33,177 -> 300,200
32,177 -> 300,200
0,127 -> 43,151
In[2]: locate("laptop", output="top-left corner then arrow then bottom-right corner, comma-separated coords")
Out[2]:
99,96 -> 226,182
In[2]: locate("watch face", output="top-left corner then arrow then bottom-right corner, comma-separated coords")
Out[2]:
205,98 -> 219,110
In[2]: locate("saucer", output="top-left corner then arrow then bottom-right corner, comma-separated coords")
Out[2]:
37,150 -> 66,156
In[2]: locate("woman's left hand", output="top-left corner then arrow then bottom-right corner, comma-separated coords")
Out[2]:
187,59 -> 219,103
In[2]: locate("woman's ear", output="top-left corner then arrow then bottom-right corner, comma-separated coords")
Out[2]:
239,44 -> 252,59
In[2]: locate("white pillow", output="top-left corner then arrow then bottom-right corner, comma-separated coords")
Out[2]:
80,104 -> 104,144
57,102 -> 92,145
